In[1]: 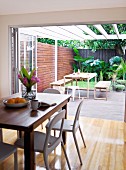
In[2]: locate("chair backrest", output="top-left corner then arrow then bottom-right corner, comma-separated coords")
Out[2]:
73,100 -> 84,130
44,109 -> 65,155
43,88 -> 60,94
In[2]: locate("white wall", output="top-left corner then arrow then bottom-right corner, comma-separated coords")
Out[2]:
0,7 -> 126,97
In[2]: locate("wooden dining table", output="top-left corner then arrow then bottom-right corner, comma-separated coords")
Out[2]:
0,93 -> 71,170
64,72 -> 97,98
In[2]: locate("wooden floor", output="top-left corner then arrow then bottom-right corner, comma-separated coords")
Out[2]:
1,116 -> 126,170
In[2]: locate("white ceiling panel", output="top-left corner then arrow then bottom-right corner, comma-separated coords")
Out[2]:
0,0 -> 126,15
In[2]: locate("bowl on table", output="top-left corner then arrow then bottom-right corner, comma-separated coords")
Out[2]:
3,97 -> 29,108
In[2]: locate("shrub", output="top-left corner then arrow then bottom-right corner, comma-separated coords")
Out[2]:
114,84 -> 125,91
116,80 -> 126,86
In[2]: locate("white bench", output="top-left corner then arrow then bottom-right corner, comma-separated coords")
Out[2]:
94,81 -> 111,100
50,79 -> 72,88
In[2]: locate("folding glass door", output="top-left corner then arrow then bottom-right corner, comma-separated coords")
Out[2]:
10,27 -> 37,94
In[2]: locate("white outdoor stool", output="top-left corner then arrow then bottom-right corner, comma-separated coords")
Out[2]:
67,86 -> 80,101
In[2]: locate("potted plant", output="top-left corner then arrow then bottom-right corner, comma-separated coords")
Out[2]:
18,67 -> 40,99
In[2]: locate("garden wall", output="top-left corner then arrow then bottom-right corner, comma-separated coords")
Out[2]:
79,49 -> 126,63
37,43 -> 74,92
57,46 -> 74,80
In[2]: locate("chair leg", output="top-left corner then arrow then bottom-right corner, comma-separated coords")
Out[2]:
14,151 -> 18,170
67,88 -> 69,95
43,153 -> 50,170
54,130 -> 56,137
78,88 -> 80,99
79,126 -> 86,148
72,89 -> 75,101
34,152 -> 36,164
41,124 -> 43,129
73,133 -> 83,165
17,130 -> 23,139
61,141 -> 71,170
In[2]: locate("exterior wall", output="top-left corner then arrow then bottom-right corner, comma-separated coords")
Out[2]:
37,42 -> 74,92
37,42 -> 55,92
0,7 -> 126,97
57,46 -> 74,80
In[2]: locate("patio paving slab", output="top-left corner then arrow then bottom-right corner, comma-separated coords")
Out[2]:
67,90 -> 125,121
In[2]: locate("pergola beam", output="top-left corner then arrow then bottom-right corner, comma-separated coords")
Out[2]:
77,25 -> 98,39
43,26 -> 84,41
112,24 -> 120,39
59,25 -> 87,40
93,24 -> 109,39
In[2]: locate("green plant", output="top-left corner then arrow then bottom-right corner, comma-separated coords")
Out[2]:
116,80 -> 126,85
106,56 -> 122,81
73,48 -> 94,72
116,58 -> 126,80
83,58 -> 110,81
114,84 -> 125,91
109,56 -> 121,65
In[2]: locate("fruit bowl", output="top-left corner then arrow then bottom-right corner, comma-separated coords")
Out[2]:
3,98 -> 29,108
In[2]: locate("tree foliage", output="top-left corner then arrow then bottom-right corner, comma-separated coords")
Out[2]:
38,38 -> 55,45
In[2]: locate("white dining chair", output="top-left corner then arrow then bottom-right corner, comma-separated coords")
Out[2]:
43,88 -> 62,120
46,100 -> 86,165
0,142 -> 18,170
14,109 -> 71,170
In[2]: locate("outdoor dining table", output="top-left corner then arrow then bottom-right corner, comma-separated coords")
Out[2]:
0,93 -> 71,170
64,72 -> 97,98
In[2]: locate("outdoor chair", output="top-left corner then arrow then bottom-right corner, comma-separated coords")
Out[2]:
0,142 -> 18,170
46,99 -> 86,165
43,88 -> 61,94
14,110 -> 71,170
67,86 -> 80,101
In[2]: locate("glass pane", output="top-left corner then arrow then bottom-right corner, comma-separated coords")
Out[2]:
19,33 -> 37,92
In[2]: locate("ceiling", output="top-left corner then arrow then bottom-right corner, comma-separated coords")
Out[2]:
4,0 -> 125,40
19,24 -> 126,41
0,0 -> 126,15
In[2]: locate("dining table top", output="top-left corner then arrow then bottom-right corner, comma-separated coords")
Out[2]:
0,93 -> 71,131
64,72 -> 97,80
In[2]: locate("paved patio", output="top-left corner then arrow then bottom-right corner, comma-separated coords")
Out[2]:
67,90 -> 125,121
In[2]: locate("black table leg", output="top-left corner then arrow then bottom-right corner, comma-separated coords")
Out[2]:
0,128 -> 2,142
62,104 -> 67,144
24,131 -> 35,170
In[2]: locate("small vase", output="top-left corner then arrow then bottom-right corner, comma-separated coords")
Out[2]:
22,87 -> 36,100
